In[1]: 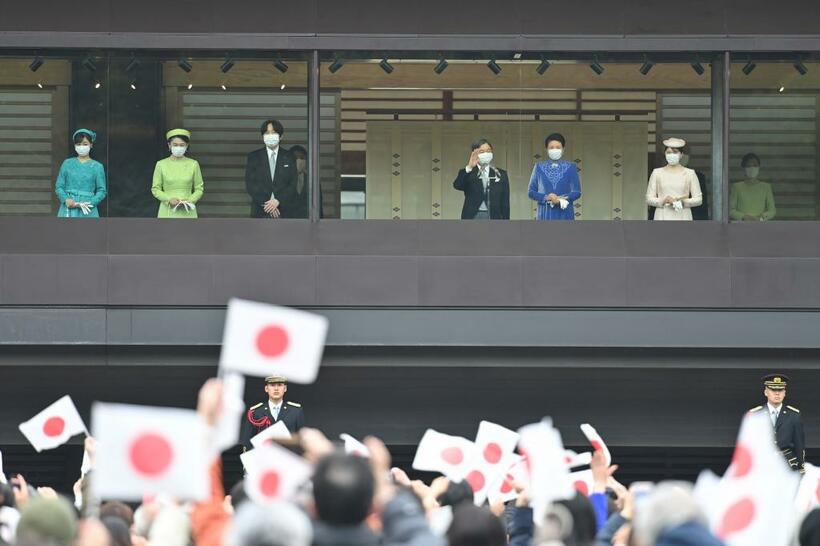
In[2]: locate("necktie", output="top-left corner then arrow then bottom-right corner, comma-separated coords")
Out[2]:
481,168 -> 490,208
272,405 -> 280,420
269,152 -> 276,182
771,409 -> 778,427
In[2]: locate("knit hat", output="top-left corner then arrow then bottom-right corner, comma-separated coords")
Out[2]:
16,497 -> 77,546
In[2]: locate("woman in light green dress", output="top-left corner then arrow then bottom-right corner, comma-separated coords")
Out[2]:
151,128 -> 204,218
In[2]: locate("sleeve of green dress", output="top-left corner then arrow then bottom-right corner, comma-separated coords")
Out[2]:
90,162 -> 107,206
190,161 -> 204,203
55,160 -> 69,203
151,162 -> 170,203
729,183 -> 744,221
762,184 -> 776,220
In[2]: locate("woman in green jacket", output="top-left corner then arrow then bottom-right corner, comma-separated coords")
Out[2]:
151,128 -> 204,218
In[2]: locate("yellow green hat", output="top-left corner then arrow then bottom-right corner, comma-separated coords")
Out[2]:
166,128 -> 191,140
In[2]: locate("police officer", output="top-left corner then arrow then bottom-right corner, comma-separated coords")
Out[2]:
749,373 -> 805,473
240,374 -> 305,451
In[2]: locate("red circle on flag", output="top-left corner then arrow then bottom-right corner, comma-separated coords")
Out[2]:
500,474 -> 515,494
728,444 -> 753,478
129,433 -> 173,477
483,442 -> 503,464
466,470 -> 485,492
256,325 -> 290,358
574,480 -> 589,496
441,447 -> 464,465
260,470 -> 281,497
717,497 -> 755,539
590,440 -> 603,452
42,417 -> 65,438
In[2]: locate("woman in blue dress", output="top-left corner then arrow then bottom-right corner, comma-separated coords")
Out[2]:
527,132 -> 581,220
55,128 -> 107,217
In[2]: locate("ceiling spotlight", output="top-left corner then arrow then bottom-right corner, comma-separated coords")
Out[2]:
82,55 -> 97,72
589,56 -> 605,75
273,59 -> 289,73
220,55 -> 235,74
639,56 -> 655,75
187,83 -> 193,90
328,58 -> 344,73
125,55 -> 140,73
433,58 -> 449,74
536,58 -> 551,75
742,60 -> 756,75
93,80 -> 102,89
487,58 -> 502,75
691,59 -> 705,75
220,84 -> 228,91
28,56 -> 44,72
280,83 -> 286,90
379,58 -> 394,74
178,56 -> 193,73
129,79 -> 137,90
778,85 -> 785,93
793,59 -> 808,75
36,82 -> 43,89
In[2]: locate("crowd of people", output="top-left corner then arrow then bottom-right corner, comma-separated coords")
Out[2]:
0,376 -> 817,546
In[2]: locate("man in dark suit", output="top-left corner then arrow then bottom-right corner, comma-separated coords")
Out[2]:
240,374 -> 305,451
287,144 -> 309,219
453,138 -> 510,220
244,119 -> 299,219
749,373 -> 805,473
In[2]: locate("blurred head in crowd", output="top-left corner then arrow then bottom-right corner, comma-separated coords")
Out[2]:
101,515 -> 131,546
75,518 -> 111,546
800,508 -> 820,546
225,501 -> 312,546
552,493 -> 597,546
631,482 -> 714,546
312,453 -> 374,526
435,480 -> 474,508
446,504 -> 506,546
99,501 -> 134,528
15,497 -> 76,546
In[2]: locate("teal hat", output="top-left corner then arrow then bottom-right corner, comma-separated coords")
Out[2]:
72,128 -> 97,143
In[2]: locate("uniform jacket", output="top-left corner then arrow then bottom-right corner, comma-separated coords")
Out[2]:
750,403 -> 805,471
239,399 -> 304,450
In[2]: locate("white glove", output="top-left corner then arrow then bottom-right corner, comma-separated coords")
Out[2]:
559,198 -> 569,210
78,202 -> 93,215
672,200 -> 684,212
173,201 -> 196,212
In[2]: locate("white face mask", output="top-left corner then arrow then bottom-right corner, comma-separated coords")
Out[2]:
171,145 -> 187,158
666,152 -> 681,166
477,151 -> 493,165
548,148 -> 563,161
745,166 -> 760,180
75,145 -> 91,157
263,133 -> 280,148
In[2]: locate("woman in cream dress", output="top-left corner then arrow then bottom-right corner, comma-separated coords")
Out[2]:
645,137 -> 703,221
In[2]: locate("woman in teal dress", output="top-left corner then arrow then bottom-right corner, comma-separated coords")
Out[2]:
55,129 -> 107,217
151,128 -> 205,218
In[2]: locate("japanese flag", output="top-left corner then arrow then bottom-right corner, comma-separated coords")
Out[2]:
564,449 -> 593,469
250,421 -> 291,448
219,299 -> 328,383
517,419 -> 574,511
211,373 -> 246,455
568,469 -> 594,497
580,423 -> 611,466
694,411 -> 800,546
412,429 -> 475,482
487,455 -> 527,505
794,463 -> 820,513
91,402 -> 210,502
465,421 -> 520,505
340,434 -> 370,457
18,395 -> 87,452
240,442 -> 312,504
